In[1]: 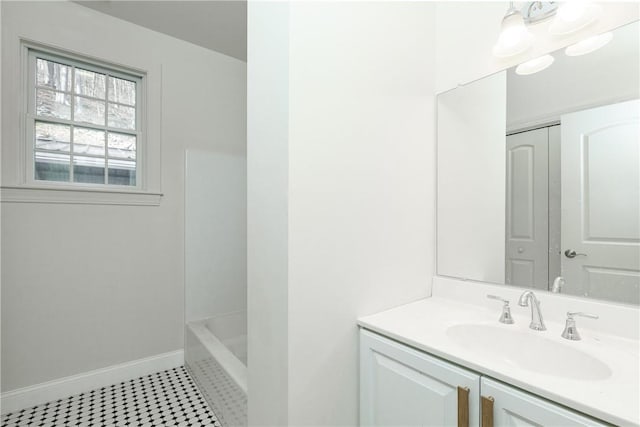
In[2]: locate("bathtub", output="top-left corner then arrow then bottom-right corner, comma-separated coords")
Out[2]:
186,311 -> 247,427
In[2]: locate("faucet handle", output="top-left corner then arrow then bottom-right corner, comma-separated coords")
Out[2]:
562,311 -> 598,341
487,294 -> 508,303
567,311 -> 599,320
486,295 -> 514,324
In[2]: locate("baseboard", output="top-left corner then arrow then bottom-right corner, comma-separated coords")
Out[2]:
1,350 -> 184,415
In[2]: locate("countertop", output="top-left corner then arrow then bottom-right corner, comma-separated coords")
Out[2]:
358,294 -> 640,426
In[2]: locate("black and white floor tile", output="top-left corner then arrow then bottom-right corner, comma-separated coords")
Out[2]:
187,358 -> 247,427
1,366 -> 220,427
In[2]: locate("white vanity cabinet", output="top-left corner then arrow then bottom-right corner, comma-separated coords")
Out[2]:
481,378 -> 607,427
360,329 -> 608,427
360,329 -> 480,427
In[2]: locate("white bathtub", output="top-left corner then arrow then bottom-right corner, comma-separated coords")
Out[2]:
186,311 -> 247,427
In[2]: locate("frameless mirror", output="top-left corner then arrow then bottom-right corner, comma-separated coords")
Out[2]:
437,21 -> 640,305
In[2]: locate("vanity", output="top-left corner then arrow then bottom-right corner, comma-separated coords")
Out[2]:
359,277 -> 639,426
358,17 -> 639,427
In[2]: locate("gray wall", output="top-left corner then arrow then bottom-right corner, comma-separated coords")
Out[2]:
1,1 -> 246,392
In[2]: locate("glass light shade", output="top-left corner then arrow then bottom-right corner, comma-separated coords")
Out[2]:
493,11 -> 534,58
549,2 -> 602,36
565,32 -> 613,56
515,54 -> 555,75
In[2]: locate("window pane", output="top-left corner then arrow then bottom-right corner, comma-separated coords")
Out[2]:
74,96 -> 105,126
36,88 -> 71,120
108,159 -> 136,186
36,58 -> 71,92
108,103 -> 135,130
74,127 -> 105,156
75,68 -> 106,99
32,51 -> 142,188
108,76 -> 136,106
108,132 -> 136,159
73,156 -> 105,184
35,121 -> 70,152
35,151 -> 70,182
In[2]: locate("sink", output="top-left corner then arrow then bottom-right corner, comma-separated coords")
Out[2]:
446,324 -> 612,381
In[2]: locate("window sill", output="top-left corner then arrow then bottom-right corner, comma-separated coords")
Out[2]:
0,186 -> 163,206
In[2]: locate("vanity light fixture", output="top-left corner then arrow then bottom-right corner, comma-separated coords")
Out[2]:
493,1 -> 604,58
522,1 -> 559,24
549,2 -> 602,36
493,2 -> 534,58
565,31 -> 613,56
515,54 -> 555,75
493,2 -> 559,58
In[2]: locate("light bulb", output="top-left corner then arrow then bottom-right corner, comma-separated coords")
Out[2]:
558,2 -> 585,22
549,2 -> 601,36
493,8 -> 534,58
565,32 -> 613,56
501,26 -> 530,49
515,54 -> 555,75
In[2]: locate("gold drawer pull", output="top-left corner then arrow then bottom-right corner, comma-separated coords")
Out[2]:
457,386 -> 470,427
481,395 -> 495,427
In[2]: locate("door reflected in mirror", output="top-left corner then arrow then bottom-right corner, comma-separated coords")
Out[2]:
437,21 -> 640,305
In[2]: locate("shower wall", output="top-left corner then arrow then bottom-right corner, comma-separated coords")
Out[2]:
185,150 -> 247,322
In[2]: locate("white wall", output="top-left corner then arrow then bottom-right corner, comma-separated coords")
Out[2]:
1,1 -> 246,392
437,72 -> 506,284
435,2 -> 640,93
0,0 -> 3,393
246,2 -> 290,424
185,150 -> 247,322
248,2 -> 435,425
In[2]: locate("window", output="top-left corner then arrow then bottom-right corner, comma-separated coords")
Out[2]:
27,48 -> 142,187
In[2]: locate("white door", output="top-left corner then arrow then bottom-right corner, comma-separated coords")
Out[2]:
360,330 -> 480,427
506,128 -> 549,289
481,378 -> 607,426
561,99 -> 640,304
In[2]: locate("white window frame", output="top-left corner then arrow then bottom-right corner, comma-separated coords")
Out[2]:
26,46 -> 144,189
0,40 -> 162,206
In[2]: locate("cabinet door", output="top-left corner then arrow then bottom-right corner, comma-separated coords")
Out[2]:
480,378 -> 608,426
360,329 -> 481,427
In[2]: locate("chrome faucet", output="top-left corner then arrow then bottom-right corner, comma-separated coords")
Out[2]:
561,312 -> 599,341
486,295 -> 514,324
518,291 -> 546,331
551,276 -> 564,293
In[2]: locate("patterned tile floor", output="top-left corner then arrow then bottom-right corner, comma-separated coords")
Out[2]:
187,358 -> 246,427
1,367 -> 220,427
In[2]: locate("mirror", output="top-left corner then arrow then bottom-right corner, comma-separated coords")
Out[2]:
437,21 -> 640,305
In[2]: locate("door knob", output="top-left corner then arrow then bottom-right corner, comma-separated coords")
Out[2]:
564,249 -> 587,259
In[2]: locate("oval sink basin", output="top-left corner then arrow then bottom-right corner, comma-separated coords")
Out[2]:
446,324 -> 612,381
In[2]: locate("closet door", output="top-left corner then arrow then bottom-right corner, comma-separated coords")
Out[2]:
480,378 -> 607,426
360,329 -> 480,427
505,127 -> 549,289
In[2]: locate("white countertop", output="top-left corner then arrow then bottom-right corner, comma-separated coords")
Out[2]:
358,287 -> 640,426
